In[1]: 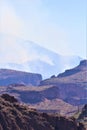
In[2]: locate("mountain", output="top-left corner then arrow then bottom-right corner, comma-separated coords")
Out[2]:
0,69 -> 42,86
0,60 -> 86,115
0,34 -> 81,78
40,60 -> 87,105
0,85 -> 78,116
0,94 -> 85,130
57,60 -> 87,77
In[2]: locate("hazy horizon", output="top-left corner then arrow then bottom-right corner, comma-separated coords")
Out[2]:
0,0 -> 86,61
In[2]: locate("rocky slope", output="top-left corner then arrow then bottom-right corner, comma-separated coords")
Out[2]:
74,104 -> 87,129
0,94 -> 85,130
78,104 -> 87,129
32,98 -> 78,116
0,85 -> 77,116
0,60 -> 86,116
0,69 -> 42,86
40,60 -> 87,105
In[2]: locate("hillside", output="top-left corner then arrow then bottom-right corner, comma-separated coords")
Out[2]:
0,60 -> 86,116
0,85 -> 78,116
0,69 -> 42,86
40,60 -> 87,85
40,60 -> 87,105
32,98 -> 78,116
0,94 -> 85,130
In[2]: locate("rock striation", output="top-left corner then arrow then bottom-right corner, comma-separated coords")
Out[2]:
0,69 -> 42,86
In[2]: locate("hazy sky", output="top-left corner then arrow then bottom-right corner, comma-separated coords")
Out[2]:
0,0 -> 86,58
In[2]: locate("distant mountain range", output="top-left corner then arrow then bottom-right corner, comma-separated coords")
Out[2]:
0,69 -> 42,86
40,60 -> 87,105
0,60 -> 87,116
0,34 -> 82,79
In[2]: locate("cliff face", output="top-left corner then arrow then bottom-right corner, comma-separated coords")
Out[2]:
0,94 -> 85,130
0,69 -> 42,86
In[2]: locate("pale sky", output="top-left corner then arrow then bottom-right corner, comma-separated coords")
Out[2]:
0,0 -> 86,58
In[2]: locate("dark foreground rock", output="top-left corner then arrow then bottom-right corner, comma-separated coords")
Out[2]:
0,94 -> 85,130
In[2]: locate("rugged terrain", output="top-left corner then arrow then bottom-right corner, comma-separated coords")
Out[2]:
74,104 -> 87,129
0,69 -> 42,86
40,60 -> 87,105
0,94 -> 86,130
0,60 -> 87,116
0,85 -> 78,116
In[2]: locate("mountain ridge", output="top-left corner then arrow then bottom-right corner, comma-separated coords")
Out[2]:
0,34 -> 82,78
0,69 -> 42,86
39,60 -> 87,105
0,60 -> 87,116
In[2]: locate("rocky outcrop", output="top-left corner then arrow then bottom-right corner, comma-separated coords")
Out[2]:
0,69 -> 42,86
40,60 -> 87,105
74,104 -> 87,129
0,94 -> 85,130
57,60 -> 87,77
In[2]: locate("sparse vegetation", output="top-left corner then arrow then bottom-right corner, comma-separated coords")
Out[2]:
0,94 -> 86,130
